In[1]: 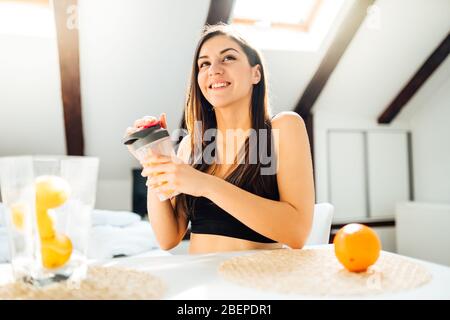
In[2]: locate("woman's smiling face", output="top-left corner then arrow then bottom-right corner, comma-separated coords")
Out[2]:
197,35 -> 261,109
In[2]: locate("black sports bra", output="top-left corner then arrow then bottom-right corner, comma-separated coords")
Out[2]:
187,126 -> 279,243
189,192 -> 278,243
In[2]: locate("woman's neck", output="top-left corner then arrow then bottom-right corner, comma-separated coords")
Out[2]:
214,99 -> 252,134
213,99 -> 252,166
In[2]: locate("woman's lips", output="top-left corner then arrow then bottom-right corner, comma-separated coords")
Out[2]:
208,81 -> 231,90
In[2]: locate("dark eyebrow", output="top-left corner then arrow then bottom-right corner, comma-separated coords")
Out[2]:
198,48 -> 240,60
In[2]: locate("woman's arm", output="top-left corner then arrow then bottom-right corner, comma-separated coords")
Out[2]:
145,135 -> 191,250
202,112 -> 315,248
146,188 -> 186,250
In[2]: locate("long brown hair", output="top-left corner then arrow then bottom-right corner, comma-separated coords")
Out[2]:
175,23 -> 279,218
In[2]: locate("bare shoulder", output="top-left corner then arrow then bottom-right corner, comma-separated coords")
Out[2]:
270,111 -> 309,155
271,111 -> 305,131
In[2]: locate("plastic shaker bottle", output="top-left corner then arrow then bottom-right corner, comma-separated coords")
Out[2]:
123,121 -> 179,201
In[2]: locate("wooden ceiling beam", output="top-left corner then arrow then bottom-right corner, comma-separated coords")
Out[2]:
53,0 -> 84,155
205,0 -> 235,25
378,33 -> 450,124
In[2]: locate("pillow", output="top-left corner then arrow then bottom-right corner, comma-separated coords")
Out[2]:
91,209 -> 141,227
0,204 -> 142,227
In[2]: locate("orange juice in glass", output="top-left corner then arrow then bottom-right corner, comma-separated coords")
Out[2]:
0,156 -> 98,286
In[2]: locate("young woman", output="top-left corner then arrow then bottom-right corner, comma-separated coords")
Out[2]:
127,24 -> 315,254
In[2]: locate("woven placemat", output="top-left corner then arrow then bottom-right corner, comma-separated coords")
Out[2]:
219,247 -> 432,296
0,266 -> 165,300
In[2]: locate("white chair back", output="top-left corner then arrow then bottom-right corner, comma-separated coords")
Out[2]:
305,203 -> 334,245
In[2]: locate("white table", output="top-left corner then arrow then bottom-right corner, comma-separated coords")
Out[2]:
1,245 -> 450,299
96,244 -> 450,299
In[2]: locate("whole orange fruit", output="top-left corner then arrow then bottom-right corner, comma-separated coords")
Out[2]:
333,223 -> 381,272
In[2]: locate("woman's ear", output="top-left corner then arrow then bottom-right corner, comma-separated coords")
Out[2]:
252,64 -> 261,85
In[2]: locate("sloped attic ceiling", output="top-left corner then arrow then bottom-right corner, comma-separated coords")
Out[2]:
310,0 -> 450,119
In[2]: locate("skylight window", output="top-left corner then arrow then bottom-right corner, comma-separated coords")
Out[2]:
232,0 -> 320,31
0,0 -> 55,38
231,0 -> 346,52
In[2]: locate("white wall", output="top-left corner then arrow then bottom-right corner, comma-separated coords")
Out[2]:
312,0 -> 450,207
95,179 -> 132,210
0,34 -> 66,155
372,226 -> 396,253
396,55 -> 450,204
311,0 -> 449,253
396,202 -> 450,265
409,73 -> 450,203
390,57 -> 450,260
0,0 -> 210,210
313,110 -> 410,204
78,0 -> 209,210
396,51 -> 450,203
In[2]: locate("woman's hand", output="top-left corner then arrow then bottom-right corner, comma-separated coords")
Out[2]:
125,113 -> 167,136
141,154 -> 210,198
124,113 -> 167,157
